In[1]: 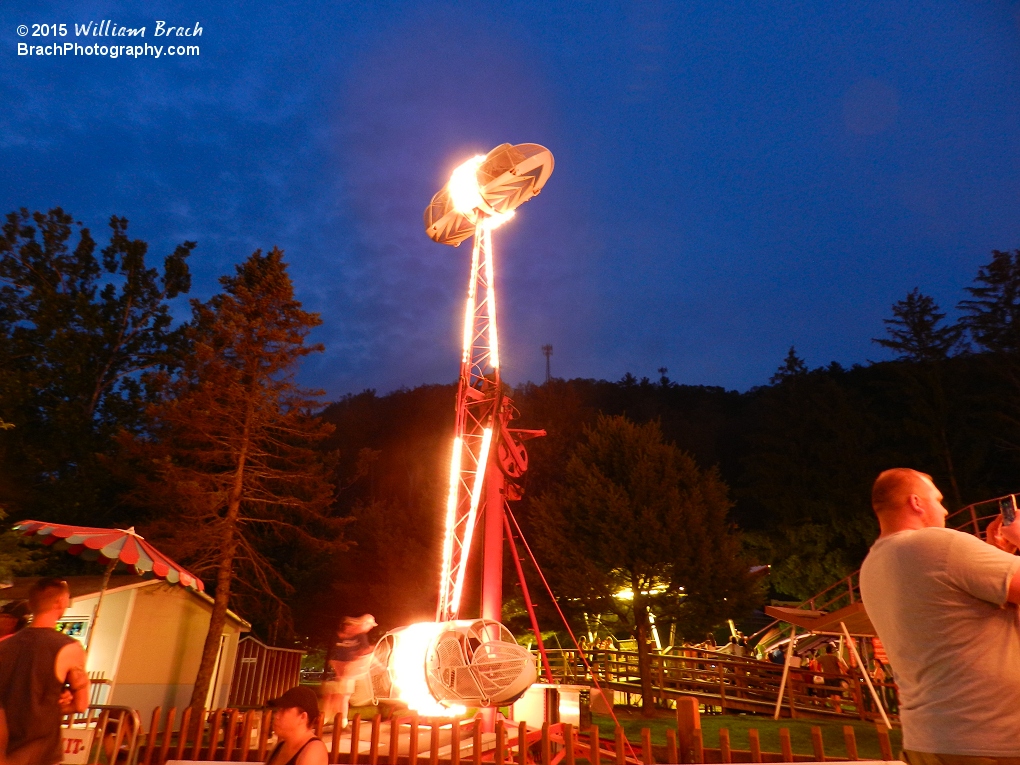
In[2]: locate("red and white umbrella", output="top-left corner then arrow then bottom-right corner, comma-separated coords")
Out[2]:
14,521 -> 203,590
13,521 -> 204,653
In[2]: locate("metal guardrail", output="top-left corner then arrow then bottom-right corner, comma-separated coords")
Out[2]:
62,704 -> 143,765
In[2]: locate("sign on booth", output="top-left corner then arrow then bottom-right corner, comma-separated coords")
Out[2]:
60,727 -> 96,764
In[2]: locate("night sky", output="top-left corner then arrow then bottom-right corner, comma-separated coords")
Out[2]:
3,1 -> 1019,398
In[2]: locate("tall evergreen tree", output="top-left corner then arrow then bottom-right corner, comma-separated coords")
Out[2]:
875,288 -> 963,361
530,415 -> 761,716
873,289 -> 964,504
959,250 -> 1020,353
0,208 -> 193,522
127,248 -> 343,708
770,346 -> 808,383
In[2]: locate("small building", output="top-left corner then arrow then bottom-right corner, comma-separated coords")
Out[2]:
0,576 -> 249,722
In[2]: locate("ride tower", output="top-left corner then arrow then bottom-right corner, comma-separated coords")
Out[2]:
424,143 -> 554,629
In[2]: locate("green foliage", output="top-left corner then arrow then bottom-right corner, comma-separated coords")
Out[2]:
529,414 -> 762,714
530,414 -> 762,641
744,524 -> 854,601
0,509 -> 36,582
0,207 -> 193,523
740,364 -> 882,595
309,385 -> 456,641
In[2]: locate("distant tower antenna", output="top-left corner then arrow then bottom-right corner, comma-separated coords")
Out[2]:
542,344 -> 553,383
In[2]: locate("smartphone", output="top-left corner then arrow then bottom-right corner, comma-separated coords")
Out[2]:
1000,495 -> 1017,527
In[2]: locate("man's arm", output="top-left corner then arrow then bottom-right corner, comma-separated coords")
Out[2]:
986,516 -> 1020,605
55,641 -> 90,713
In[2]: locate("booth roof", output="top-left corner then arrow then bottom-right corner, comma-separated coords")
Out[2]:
0,576 -> 250,629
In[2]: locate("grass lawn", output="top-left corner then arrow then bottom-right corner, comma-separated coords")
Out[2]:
593,709 -> 902,760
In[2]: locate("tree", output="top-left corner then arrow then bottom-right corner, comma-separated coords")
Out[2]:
770,347 -> 807,384
740,365 -> 883,598
127,248 -> 344,708
959,250 -> 1020,353
0,208 -> 193,522
875,288 -> 963,362
872,289 -> 964,504
529,415 -> 761,716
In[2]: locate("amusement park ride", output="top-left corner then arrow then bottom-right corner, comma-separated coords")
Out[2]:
369,143 -> 558,727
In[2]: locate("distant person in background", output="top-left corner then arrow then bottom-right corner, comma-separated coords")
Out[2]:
325,615 -> 375,730
266,686 -> 327,765
817,644 -> 847,704
0,601 -> 29,643
0,578 -> 90,765
817,643 -> 846,675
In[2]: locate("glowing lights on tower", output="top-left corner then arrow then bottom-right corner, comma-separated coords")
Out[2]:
424,144 -> 555,624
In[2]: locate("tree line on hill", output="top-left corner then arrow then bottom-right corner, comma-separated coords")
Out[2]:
2,206 -> 1020,705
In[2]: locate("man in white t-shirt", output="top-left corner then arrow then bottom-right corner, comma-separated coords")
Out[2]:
860,468 -> 1020,763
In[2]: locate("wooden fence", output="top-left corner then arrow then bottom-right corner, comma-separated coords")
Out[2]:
541,648 -> 897,723
135,699 -> 895,764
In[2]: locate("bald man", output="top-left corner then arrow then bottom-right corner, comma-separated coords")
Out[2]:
860,469 -> 1020,763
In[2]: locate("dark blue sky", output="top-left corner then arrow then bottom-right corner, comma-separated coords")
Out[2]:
4,1 -> 1020,398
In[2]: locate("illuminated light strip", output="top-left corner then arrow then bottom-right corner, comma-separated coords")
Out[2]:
437,436 -> 463,618
462,232 -> 482,364
449,426 -> 493,615
484,226 -> 499,370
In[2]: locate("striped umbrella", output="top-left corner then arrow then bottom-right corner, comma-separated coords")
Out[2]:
13,521 -> 204,652
13,521 -> 204,590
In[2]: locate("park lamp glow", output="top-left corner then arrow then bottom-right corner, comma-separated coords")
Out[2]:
614,583 -> 673,601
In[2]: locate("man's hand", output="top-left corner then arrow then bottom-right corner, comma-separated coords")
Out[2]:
58,688 -> 75,714
55,642 -> 90,714
987,515 -> 1020,553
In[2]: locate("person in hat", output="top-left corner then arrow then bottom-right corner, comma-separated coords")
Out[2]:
324,614 -> 376,730
266,686 -> 327,765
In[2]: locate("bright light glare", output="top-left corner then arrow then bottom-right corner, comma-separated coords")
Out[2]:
449,156 -> 486,215
483,209 -> 515,230
449,427 -> 493,615
389,622 -> 466,717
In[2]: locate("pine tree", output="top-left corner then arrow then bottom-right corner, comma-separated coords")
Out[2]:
959,250 -> 1020,353
770,346 -> 808,383
127,247 -> 344,709
874,288 -> 963,361
873,289 -> 964,504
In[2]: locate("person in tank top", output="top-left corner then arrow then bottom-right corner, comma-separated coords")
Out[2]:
266,686 -> 328,765
0,577 -> 90,765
